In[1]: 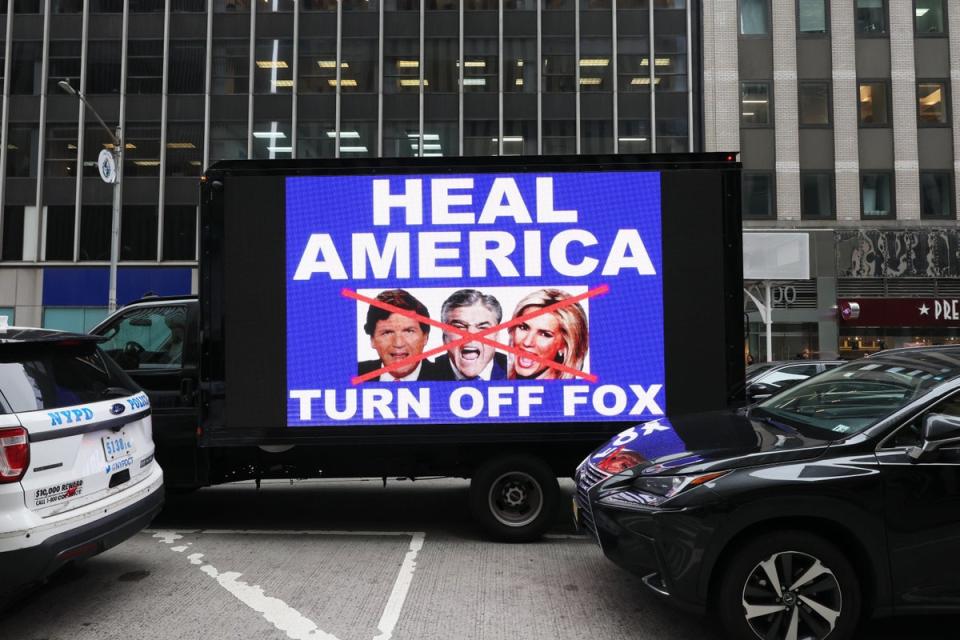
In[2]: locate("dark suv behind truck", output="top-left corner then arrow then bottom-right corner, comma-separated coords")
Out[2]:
577,345 -> 960,640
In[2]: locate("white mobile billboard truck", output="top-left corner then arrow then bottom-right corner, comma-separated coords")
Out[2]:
90,154 -> 743,541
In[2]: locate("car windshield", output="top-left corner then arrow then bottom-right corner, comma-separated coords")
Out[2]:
753,350 -> 960,435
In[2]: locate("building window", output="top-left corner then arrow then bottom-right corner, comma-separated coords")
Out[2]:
120,206 -> 158,261
212,40 -> 249,95
920,172 -> 953,218
858,81 -> 889,126
166,123 -> 203,176
801,172 -> 834,219
10,42 -> 42,95
918,81 -> 948,126
2,207 -> 25,261
739,0 -> 769,35
7,127 -> 37,177
127,40 -> 164,94
855,0 -> 886,35
172,0 -> 207,10
79,206 -> 111,261
124,124 -> 161,177
163,206 -> 197,261
45,206 -> 75,261
215,0 -> 251,10
916,0 -> 945,35
169,40 -> 206,94
254,39 -> 294,94
861,172 -> 894,218
740,82 -> 771,126
797,0 -> 827,34
87,40 -> 122,94
44,125 -> 78,178
53,1 -> 85,11
799,82 -> 830,126
210,123 -> 247,161
743,173 -> 775,218
47,41 -> 82,94
42,308 -> 109,333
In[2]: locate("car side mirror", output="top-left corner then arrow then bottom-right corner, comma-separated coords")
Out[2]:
908,413 -> 960,462
747,383 -> 772,402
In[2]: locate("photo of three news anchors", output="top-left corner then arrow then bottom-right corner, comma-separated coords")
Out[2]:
358,288 -> 589,382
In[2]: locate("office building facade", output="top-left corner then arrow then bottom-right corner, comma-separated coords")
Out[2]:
0,0 -> 698,330
704,0 -> 960,359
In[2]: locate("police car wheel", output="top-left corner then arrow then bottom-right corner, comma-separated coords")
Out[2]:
469,454 -> 559,543
716,531 -> 861,640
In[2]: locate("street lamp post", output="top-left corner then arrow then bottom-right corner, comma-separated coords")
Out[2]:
58,80 -> 123,313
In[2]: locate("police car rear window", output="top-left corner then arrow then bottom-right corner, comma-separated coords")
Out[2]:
0,343 -> 138,413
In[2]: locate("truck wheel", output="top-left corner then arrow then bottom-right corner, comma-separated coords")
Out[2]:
716,531 -> 861,640
469,454 -> 559,542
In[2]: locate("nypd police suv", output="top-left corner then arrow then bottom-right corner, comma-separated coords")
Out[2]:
0,328 -> 163,602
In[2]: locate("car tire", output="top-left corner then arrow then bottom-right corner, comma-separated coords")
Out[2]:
716,530 -> 861,640
469,454 -> 559,543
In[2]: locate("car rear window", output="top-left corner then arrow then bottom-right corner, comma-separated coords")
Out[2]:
0,342 -> 139,413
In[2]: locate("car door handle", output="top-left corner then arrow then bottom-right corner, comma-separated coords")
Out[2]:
180,378 -> 196,404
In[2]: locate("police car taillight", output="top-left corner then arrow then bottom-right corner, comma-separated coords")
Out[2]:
0,426 -> 29,483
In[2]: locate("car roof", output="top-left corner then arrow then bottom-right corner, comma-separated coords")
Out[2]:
132,294 -> 198,305
750,360 -> 844,369
865,344 -> 960,358
859,345 -> 960,380
0,327 -> 104,345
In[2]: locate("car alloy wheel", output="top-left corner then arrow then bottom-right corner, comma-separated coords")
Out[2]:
741,550 -> 842,640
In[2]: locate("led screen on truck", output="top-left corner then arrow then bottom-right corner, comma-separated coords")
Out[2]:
285,171 -> 665,426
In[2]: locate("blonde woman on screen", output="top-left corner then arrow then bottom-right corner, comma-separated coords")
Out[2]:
507,289 -> 588,380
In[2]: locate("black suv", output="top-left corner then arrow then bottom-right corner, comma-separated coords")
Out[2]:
576,345 -> 960,640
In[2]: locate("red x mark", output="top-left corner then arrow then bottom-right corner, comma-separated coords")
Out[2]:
344,285 -> 609,385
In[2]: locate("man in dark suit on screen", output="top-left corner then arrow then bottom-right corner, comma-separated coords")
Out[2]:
358,289 -> 442,382
432,289 -> 508,382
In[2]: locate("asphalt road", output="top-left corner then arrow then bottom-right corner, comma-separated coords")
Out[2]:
1,479 -> 956,640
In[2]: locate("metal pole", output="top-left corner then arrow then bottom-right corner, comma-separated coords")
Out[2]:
109,126 -> 123,313
765,282 -> 773,363
58,81 -> 122,311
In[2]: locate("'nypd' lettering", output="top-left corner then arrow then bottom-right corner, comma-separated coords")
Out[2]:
48,407 -> 94,427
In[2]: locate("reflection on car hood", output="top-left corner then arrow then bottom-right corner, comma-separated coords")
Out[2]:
589,411 -> 833,475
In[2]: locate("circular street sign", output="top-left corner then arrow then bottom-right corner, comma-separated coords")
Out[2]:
98,149 -> 118,184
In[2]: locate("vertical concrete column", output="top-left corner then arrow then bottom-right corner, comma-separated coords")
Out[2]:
831,0 -> 860,222
889,1 -> 920,220
701,0 -> 740,153
812,231 -> 839,359
772,1 -> 799,220
949,5 -> 960,219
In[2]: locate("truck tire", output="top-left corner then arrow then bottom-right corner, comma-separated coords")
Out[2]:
469,454 -> 559,542
715,530 -> 861,640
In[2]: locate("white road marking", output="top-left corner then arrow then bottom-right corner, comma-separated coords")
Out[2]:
151,529 -> 426,640
152,530 -> 183,544
374,532 -> 424,640
198,564 -> 341,640
145,528 -> 421,537
171,545 -> 189,552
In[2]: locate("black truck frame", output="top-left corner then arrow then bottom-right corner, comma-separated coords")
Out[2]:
91,153 -> 743,541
